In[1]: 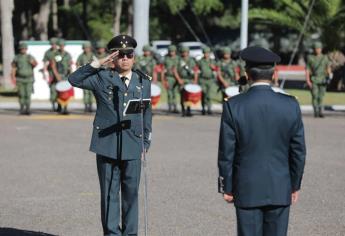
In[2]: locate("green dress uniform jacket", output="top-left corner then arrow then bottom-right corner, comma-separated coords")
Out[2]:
218,85 -> 306,208
68,64 -> 152,160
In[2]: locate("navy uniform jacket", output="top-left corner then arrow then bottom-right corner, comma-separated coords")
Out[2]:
68,64 -> 152,160
218,85 -> 306,208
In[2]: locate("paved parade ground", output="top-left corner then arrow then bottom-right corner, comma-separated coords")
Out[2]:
0,109 -> 344,236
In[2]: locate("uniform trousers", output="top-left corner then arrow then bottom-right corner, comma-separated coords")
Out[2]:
235,205 -> 290,236
97,155 -> 141,236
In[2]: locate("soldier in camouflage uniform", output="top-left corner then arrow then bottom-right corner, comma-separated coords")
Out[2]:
77,41 -> 95,112
196,46 -> 219,115
306,42 -> 332,118
135,45 -> 157,82
174,46 -> 198,117
95,40 -> 108,60
50,39 -> 73,115
43,37 -> 59,111
163,45 -> 179,113
217,47 -> 240,100
11,42 -> 38,115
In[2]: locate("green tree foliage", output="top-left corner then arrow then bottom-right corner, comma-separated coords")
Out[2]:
249,0 -> 345,50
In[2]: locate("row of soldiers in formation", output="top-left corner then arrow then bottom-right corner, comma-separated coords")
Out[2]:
11,38 -> 330,117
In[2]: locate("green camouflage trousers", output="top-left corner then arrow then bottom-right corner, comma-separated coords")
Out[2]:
166,76 -> 178,106
17,79 -> 33,106
311,83 -> 326,113
199,79 -> 213,108
83,89 -> 94,105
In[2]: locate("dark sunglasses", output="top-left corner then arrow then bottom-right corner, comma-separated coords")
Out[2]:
118,51 -> 134,59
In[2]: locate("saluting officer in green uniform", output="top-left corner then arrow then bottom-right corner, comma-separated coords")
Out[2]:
69,34 -> 152,236
217,47 -> 239,100
43,37 -> 59,111
306,42 -> 332,118
135,45 -> 158,82
196,46 -> 218,115
77,41 -> 95,112
50,39 -> 73,115
11,42 -> 38,115
163,45 -> 179,113
174,46 -> 198,117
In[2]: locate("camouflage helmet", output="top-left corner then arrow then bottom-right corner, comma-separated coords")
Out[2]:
142,44 -> 152,52
168,45 -> 177,52
18,42 -> 28,49
180,46 -> 189,52
96,40 -> 106,49
57,39 -> 65,46
49,37 -> 58,45
82,41 -> 92,49
221,47 -> 231,54
202,46 -> 211,53
313,41 -> 323,49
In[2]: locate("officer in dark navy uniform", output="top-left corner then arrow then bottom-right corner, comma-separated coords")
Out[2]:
218,46 -> 306,236
68,35 -> 152,236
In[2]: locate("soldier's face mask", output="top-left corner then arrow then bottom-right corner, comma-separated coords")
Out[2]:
118,51 -> 134,59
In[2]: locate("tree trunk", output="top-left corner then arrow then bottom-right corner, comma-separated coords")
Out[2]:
113,0 -> 122,36
127,0 -> 133,36
35,0 -> 50,40
21,11 -> 29,39
52,0 -> 58,33
0,0 -> 15,89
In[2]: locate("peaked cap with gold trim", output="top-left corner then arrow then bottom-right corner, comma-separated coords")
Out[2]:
107,34 -> 137,52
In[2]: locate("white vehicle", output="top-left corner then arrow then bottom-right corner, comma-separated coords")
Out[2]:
178,41 -> 215,60
151,40 -> 172,57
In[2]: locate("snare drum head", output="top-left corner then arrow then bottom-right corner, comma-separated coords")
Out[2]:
184,84 -> 202,93
151,84 -> 161,97
225,86 -> 240,97
272,87 -> 288,95
56,81 -> 72,92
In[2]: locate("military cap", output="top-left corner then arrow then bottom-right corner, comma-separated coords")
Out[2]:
57,39 -> 65,46
107,34 -> 137,52
202,46 -> 211,53
221,47 -> 231,54
142,44 -> 152,51
313,41 -> 323,49
168,45 -> 177,52
82,41 -> 92,48
49,37 -> 58,45
180,46 -> 189,52
96,40 -> 106,49
18,42 -> 28,49
240,46 -> 281,68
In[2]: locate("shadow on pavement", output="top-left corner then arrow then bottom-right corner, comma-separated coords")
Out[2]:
0,228 -> 57,236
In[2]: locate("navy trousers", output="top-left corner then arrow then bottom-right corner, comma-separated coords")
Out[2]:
236,205 -> 290,236
97,155 -> 141,236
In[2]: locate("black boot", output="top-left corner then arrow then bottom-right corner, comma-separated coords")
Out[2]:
52,102 -> 57,112
88,104 -> 93,113
62,106 -> 69,115
207,105 -> 213,115
57,104 -> 62,113
19,104 -> 25,115
172,104 -> 179,113
25,104 -> 31,115
186,107 -> 193,117
168,103 -> 172,113
84,104 -> 88,113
